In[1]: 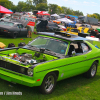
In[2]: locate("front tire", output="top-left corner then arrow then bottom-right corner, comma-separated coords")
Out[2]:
39,72 -> 57,94
84,61 -> 98,78
12,33 -> 17,38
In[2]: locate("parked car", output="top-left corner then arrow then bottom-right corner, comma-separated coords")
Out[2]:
61,27 -> 89,37
59,14 -> 67,18
78,24 -> 100,38
96,27 -> 100,33
0,15 -> 11,21
36,19 -> 63,32
79,25 -> 100,39
0,21 -> 28,38
0,32 -> 100,94
80,24 -> 93,29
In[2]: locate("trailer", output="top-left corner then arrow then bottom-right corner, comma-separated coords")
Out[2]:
78,16 -> 98,25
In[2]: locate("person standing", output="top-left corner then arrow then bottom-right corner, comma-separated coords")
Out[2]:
26,25 -> 32,38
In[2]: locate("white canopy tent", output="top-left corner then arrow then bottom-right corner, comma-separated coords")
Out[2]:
51,13 -> 59,17
51,14 -> 61,20
57,18 -> 73,23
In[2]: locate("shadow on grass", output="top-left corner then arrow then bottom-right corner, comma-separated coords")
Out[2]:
0,73 -> 100,100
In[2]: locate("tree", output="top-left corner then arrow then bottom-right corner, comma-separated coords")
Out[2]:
17,0 -> 35,12
56,6 -> 63,14
94,13 -> 100,21
61,6 -> 67,14
36,3 -> 48,11
33,0 -> 47,6
0,0 -> 14,9
25,0 -> 35,11
73,10 -> 83,16
17,1 -> 26,12
48,4 -> 58,14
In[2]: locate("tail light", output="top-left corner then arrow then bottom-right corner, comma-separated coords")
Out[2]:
95,30 -> 99,34
4,30 -> 8,32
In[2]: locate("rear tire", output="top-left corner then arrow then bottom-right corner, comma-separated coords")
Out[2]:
39,72 -> 57,94
13,33 -> 17,38
83,61 -> 98,78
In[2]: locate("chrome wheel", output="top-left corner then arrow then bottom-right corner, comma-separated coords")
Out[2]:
91,64 -> 97,77
39,72 -> 57,94
44,75 -> 54,92
83,61 -> 98,78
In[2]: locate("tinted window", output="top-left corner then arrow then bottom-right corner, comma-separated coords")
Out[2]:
19,24 -> 24,28
0,21 -> 14,26
17,24 -> 24,28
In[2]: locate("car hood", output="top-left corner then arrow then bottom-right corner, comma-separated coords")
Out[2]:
16,19 -> 29,27
36,19 -> 48,28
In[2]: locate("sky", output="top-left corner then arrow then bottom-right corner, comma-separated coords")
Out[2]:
10,0 -> 100,16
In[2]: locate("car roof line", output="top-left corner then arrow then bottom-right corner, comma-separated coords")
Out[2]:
37,31 -> 89,41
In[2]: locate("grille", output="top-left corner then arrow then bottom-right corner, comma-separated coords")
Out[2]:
0,60 -> 28,75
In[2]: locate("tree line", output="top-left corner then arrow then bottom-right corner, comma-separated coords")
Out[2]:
0,0 -> 100,21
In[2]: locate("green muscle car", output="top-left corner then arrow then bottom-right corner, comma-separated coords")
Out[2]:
0,31 -> 100,94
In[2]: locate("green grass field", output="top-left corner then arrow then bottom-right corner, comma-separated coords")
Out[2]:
0,33 -> 100,100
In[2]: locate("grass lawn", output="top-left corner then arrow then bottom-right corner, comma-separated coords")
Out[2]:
0,33 -> 38,48
0,33 -> 100,100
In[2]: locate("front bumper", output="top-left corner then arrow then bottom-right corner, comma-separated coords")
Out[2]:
0,68 -> 36,87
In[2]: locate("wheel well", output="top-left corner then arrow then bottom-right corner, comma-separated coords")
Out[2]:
46,71 -> 59,78
95,60 -> 99,65
53,71 -> 59,78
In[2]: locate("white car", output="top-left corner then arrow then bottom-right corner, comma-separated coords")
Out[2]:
0,15 -> 11,21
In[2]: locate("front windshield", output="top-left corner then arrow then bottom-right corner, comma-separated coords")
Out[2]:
28,37 -> 68,54
0,21 -> 14,26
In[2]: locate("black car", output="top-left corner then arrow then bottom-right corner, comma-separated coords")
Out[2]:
36,19 -> 63,32
0,21 -> 28,38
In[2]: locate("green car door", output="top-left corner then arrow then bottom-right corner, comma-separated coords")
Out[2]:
57,42 -> 93,81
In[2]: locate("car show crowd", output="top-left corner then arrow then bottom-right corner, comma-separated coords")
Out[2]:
0,5 -> 100,49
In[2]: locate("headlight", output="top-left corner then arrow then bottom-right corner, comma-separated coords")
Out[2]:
27,68 -> 33,76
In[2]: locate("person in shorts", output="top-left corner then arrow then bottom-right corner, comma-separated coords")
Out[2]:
26,25 -> 32,38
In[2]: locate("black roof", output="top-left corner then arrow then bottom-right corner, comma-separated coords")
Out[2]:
37,31 -> 88,42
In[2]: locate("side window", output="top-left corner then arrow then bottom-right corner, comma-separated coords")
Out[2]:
19,24 -> 24,28
81,43 -> 90,53
17,24 -> 20,28
68,43 -> 78,56
68,42 -> 90,56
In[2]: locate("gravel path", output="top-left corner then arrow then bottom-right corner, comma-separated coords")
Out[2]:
76,23 -> 99,29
